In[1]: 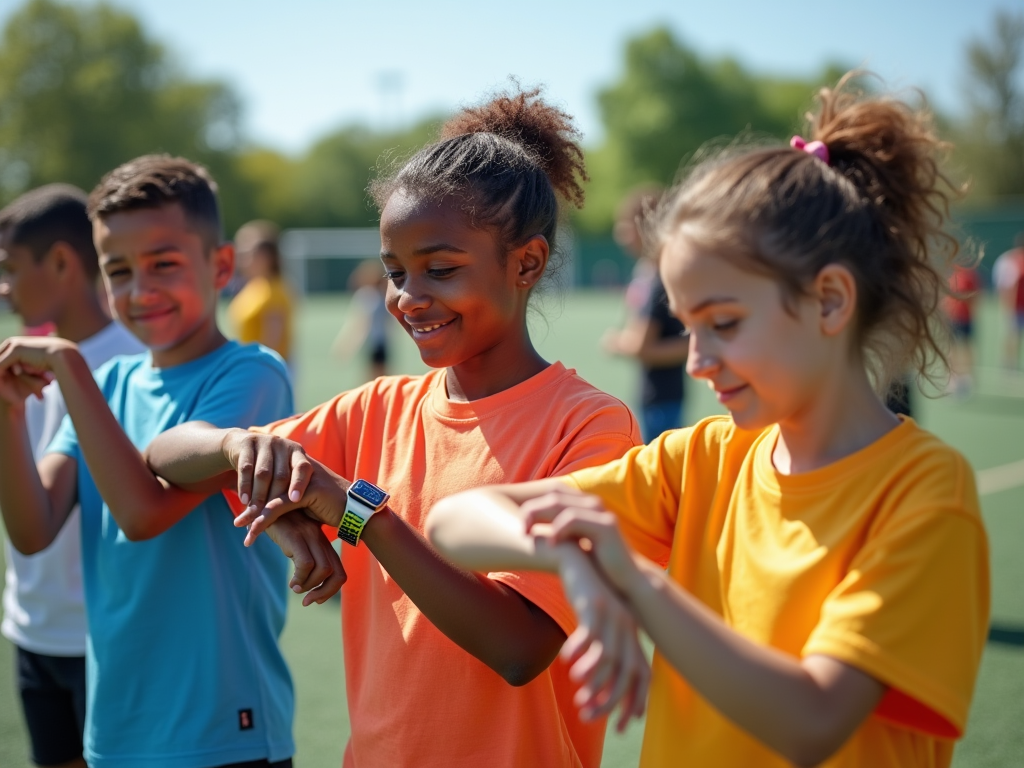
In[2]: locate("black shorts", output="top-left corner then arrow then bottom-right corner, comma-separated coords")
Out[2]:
369,342 -> 388,366
16,646 -> 86,766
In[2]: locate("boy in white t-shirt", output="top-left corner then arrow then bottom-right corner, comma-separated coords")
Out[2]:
993,233 -> 1024,369
0,184 -> 143,768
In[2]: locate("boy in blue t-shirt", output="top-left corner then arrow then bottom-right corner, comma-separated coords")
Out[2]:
0,155 -> 343,768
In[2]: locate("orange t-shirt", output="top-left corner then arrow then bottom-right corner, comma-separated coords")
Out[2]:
567,416 -> 989,768
258,362 -> 641,768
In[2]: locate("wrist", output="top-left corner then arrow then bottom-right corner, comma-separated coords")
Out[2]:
0,397 -> 26,420
618,552 -> 654,601
219,428 -> 247,468
358,504 -> 394,548
48,345 -> 85,382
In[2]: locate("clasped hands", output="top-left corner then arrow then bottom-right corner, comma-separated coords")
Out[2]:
220,430 -> 350,607
523,486 -> 651,732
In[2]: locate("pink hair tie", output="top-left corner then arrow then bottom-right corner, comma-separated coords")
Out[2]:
790,135 -> 830,165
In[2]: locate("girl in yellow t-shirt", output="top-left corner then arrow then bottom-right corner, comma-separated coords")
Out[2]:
228,220 -> 294,362
425,74 -> 990,768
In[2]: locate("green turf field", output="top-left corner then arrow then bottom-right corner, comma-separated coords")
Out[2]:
0,291 -> 1022,767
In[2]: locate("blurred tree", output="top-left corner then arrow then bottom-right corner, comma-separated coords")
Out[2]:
0,0 -> 254,229
234,119 -> 441,231
956,10 -> 1024,199
576,27 -> 847,234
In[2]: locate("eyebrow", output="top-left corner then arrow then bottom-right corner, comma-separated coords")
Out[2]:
688,296 -> 739,313
101,245 -> 181,265
380,243 -> 468,259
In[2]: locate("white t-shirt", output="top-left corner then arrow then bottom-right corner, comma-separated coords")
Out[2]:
2,322 -> 145,656
993,249 -> 1023,292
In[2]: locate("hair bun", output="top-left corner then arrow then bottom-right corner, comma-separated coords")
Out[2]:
440,85 -> 588,208
809,74 -> 956,252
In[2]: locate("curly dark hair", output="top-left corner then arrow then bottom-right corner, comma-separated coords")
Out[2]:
651,72 -> 962,391
370,86 -> 588,282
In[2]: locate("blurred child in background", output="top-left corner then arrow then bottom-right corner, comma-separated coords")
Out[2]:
146,88 -> 643,768
0,184 -> 143,768
943,263 -> 980,395
229,219 -> 294,366
427,75 -> 989,768
333,258 -> 390,380
603,186 -> 689,440
0,157 -> 336,768
993,232 -> 1024,369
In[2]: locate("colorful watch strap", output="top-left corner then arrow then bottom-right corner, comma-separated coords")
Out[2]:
338,496 -> 376,546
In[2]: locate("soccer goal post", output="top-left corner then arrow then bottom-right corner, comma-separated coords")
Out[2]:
281,226 -> 580,295
280,228 -> 382,295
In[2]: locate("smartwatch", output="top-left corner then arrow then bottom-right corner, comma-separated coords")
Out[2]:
338,479 -> 390,546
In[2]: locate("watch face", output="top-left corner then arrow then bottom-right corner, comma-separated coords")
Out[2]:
349,479 -> 389,508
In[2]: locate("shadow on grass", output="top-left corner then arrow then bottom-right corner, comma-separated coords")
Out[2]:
988,623 -> 1024,647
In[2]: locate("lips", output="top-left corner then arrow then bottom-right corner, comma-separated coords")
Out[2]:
713,383 -> 749,403
130,306 -> 175,322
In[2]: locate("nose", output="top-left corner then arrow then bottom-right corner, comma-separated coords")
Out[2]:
129,272 -> 161,304
388,276 -> 431,317
685,332 -> 719,380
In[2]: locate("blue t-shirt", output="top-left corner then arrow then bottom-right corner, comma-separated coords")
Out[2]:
48,341 -> 296,768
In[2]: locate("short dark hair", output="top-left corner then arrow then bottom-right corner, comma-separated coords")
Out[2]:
0,184 -> 99,279
87,155 -> 222,248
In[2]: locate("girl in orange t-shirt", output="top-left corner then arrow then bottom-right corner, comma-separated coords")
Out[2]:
425,74 -> 990,768
145,89 -> 643,768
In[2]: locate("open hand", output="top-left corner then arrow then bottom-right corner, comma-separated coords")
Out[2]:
557,546 -> 649,731
265,512 -> 347,606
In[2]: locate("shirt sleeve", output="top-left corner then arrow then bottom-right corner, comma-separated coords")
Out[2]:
803,506 -> 989,738
488,402 -> 645,637
563,427 -> 691,567
44,412 -> 80,461
190,356 -> 294,431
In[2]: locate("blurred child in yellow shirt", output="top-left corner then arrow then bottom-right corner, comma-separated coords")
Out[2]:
426,74 -> 990,768
229,220 -> 293,363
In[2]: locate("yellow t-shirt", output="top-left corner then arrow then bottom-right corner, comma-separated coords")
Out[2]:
566,415 -> 989,768
228,276 -> 293,361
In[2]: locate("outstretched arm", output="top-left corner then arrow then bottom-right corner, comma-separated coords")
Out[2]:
521,489 -> 886,768
221,436 -> 575,687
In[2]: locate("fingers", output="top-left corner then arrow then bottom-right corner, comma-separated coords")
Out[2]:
234,434 -> 310,516
548,510 -> 618,546
265,514 -> 347,606
521,489 -> 605,532
241,496 -> 301,545
301,546 -> 347,607
235,437 -> 256,508
288,450 -> 313,503
575,603 -> 623,712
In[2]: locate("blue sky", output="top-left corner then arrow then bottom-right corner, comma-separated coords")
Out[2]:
0,0 -> 1016,152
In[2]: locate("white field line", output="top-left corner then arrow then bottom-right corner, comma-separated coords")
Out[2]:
977,458 -> 1024,496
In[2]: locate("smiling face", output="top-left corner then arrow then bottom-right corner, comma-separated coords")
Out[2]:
94,203 -> 232,367
379,190 -> 529,370
661,230 -> 841,431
